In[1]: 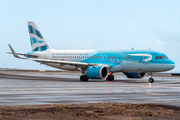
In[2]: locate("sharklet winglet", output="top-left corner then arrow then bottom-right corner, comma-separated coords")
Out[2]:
8,44 -> 26,59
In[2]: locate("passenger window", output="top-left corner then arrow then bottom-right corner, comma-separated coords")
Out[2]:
159,56 -> 162,59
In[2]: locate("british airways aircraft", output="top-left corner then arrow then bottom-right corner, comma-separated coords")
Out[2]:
8,21 -> 175,83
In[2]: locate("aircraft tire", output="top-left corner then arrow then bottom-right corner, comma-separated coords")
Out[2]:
80,75 -> 89,81
106,75 -> 114,81
149,78 -> 154,83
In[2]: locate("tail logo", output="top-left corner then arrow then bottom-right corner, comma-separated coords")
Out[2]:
28,22 -> 50,52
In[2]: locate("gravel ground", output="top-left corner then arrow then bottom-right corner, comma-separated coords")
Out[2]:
0,103 -> 180,120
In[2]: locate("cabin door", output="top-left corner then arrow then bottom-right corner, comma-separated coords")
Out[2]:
142,52 -> 148,64
44,51 -> 51,59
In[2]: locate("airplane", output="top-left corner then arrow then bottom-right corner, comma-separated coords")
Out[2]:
8,21 -> 175,83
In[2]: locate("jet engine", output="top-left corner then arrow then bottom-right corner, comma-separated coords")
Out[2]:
124,72 -> 146,78
86,66 -> 109,79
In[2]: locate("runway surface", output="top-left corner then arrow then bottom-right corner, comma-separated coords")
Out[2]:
0,71 -> 180,106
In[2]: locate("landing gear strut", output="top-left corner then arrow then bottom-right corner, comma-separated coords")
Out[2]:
80,75 -> 89,81
148,73 -> 154,83
106,72 -> 114,81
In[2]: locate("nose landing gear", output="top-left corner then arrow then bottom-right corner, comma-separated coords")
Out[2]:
148,73 -> 154,83
149,77 -> 154,83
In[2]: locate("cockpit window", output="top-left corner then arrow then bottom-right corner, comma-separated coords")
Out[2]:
155,56 -> 168,59
163,56 -> 168,59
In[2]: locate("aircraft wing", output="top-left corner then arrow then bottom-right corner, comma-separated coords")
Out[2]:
8,44 -> 110,67
7,52 -> 38,58
28,58 -> 99,66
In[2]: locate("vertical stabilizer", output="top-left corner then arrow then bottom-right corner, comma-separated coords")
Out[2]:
28,21 -> 51,52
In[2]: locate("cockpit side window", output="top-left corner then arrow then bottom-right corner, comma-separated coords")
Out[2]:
155,56 -> 169,59
163,56 -> 168,59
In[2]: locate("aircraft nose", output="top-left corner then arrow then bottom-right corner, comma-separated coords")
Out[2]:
167,60 -> 175,70
162,60 -> 175,71
170,61 -> 175,70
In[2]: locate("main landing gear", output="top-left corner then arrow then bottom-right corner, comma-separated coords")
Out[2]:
148,73 -> 154,83
80,75 -> 89,81
106,72 -> 114,81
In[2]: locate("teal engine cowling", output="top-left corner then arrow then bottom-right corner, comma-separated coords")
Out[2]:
124,72 -> 146,78
86,66 -> 109,79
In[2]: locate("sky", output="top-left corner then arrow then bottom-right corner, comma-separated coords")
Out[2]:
0,0 -> 180,72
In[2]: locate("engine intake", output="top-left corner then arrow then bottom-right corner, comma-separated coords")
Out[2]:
124,72 -> 146,78
86,66 -> 109,79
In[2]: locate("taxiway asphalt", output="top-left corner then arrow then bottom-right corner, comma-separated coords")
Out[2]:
0,71 -> 180,106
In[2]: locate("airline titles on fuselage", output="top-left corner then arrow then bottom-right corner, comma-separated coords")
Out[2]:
51,53 -> 141,64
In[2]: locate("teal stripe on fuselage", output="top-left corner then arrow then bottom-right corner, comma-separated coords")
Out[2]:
81,50 -> 174,65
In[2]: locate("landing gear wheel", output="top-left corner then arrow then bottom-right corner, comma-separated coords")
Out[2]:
80,75 -> 89,81
106,75 -> 114,81
149,78 -> 154,83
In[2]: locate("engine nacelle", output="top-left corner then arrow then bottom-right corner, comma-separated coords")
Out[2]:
124,72 -> 146,78
86,66 -> 109,79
